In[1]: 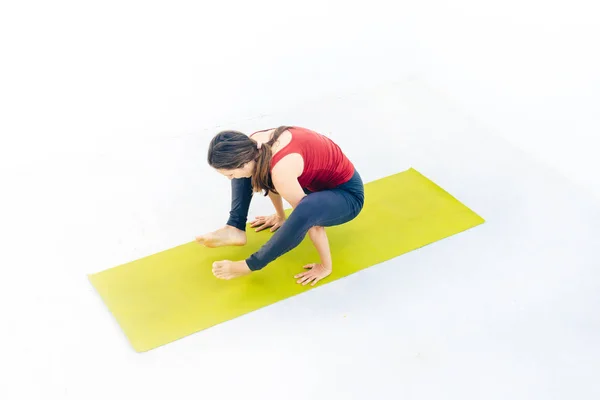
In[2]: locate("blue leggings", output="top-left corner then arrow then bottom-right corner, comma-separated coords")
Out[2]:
226,169 -> 365,270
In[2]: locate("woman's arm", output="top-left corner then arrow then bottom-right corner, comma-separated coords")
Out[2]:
308,226 -> 332,268
272,155 -> 332,267
250,155 -> 303,232
271,154 -> 306,209
268,191 -> 287,219
272,155 -> 333,285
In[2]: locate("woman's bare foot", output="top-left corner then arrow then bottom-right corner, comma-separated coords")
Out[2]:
212,260 -> 252,280
294,263 -> 332,286
196,225 -> 247,247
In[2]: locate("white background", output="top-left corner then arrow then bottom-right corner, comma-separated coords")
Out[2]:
1,1 -> 599,399
2,0 -> 599,195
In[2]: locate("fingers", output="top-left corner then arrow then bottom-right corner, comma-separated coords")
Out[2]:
302,273 -> 318,286
297,273 -> 313,285
255,223 -> 272,232
294,271 -> 307,279
251,215 -> 284,232
295,270 -> 319,285
254,218 -> 276,232
310,276 -> 323,286
294,265 -> 315,278
251,215 -> 267,223
294,264 -> 328,286
250,216 -> 265,227
253,221 -> 267,231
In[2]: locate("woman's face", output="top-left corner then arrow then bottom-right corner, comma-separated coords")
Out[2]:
216,160 -> 255,180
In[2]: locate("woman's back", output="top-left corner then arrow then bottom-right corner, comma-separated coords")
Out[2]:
270,127 -> 355,191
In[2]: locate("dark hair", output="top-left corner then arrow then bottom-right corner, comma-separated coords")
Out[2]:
207,126 -> 291,196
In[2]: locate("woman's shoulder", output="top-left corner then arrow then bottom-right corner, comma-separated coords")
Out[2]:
271,129 -> 293,154
270,129 -> 304,177
249,128 -> 275,140
271,152 -> 304,180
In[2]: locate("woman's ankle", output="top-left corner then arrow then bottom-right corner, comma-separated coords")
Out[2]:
225,224 -> 245,233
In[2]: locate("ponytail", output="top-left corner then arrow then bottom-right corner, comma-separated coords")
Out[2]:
251,126 -> 291,196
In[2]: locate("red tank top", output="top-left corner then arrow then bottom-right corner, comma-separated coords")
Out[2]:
268,127 -> 355,192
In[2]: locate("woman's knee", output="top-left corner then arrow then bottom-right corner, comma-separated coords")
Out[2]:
308,225 -> 324,235
282,196 -> 322,231
290,191 -> 353,227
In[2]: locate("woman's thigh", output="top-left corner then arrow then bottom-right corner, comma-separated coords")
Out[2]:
294,187 -> 363,227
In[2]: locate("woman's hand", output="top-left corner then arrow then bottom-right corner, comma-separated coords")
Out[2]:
294,263 -> 332,286
250,214 -> 286,232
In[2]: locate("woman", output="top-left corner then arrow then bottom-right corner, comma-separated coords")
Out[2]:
196,126 -> 365,286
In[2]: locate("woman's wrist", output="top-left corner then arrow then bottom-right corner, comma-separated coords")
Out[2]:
268,192 -> 286,220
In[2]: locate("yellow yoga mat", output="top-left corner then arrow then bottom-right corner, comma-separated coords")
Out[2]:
89,168 -> 484,352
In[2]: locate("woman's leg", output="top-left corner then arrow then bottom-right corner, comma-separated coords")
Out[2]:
226,177 -> 253,230
196,177 -> 253,247
245,175 -> 364,270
